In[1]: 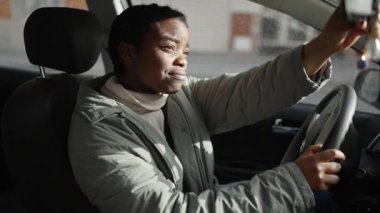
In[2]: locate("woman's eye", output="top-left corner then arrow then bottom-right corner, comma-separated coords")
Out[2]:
161,45 -> 175,52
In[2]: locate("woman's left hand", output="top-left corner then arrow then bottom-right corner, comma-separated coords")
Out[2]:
303,4 -> 368,77
318,4 -> 368,55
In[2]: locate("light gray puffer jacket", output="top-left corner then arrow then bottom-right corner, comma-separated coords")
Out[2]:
68,46 -> 331,213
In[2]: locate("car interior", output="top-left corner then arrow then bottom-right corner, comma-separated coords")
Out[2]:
1,0 -> 380,212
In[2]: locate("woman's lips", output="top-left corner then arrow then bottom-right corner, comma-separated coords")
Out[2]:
168,71 -> 186,80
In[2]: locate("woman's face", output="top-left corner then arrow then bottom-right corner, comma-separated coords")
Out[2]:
119,18 -> 189,94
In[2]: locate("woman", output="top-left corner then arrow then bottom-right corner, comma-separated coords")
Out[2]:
68,4 -> 367,213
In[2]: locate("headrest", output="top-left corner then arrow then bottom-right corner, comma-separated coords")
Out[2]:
24,7 -> 103,74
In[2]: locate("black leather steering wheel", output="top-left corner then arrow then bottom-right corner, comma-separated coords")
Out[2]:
281,84 -> 357,164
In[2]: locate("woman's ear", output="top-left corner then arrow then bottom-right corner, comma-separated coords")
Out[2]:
118,42 -> 136,63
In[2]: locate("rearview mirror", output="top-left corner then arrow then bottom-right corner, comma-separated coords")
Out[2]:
354,69 -> 380,109
344,0 -> 373,21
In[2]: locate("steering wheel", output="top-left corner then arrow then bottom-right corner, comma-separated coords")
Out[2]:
281,84 -> 357,164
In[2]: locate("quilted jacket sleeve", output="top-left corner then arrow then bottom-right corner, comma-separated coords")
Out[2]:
187,45 -> 331,134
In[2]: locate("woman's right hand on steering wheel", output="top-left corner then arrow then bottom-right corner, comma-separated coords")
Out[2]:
295,144 -> 346,191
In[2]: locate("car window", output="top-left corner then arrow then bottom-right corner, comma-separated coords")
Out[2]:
132,0 -> 380,114
0,0 -> 105,75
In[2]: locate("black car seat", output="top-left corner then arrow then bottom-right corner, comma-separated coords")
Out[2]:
1,7 -> 103,213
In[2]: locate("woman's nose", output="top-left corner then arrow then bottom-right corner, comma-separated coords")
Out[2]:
174,54 -> 187,68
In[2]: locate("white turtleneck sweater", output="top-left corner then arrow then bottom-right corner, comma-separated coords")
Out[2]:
100,76 -> 168,139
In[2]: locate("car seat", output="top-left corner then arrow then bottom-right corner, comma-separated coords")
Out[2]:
1,7 -> 103,213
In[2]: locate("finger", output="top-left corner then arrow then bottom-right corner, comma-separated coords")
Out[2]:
323,174 -> 340,186
310,144 -> 323,154
300,144 -> 321,158
320,185 -> 329,191
340,22 -> 368,50
315,149 -> 346,162
320,161 -> 342,174
355,20 -> 368,32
